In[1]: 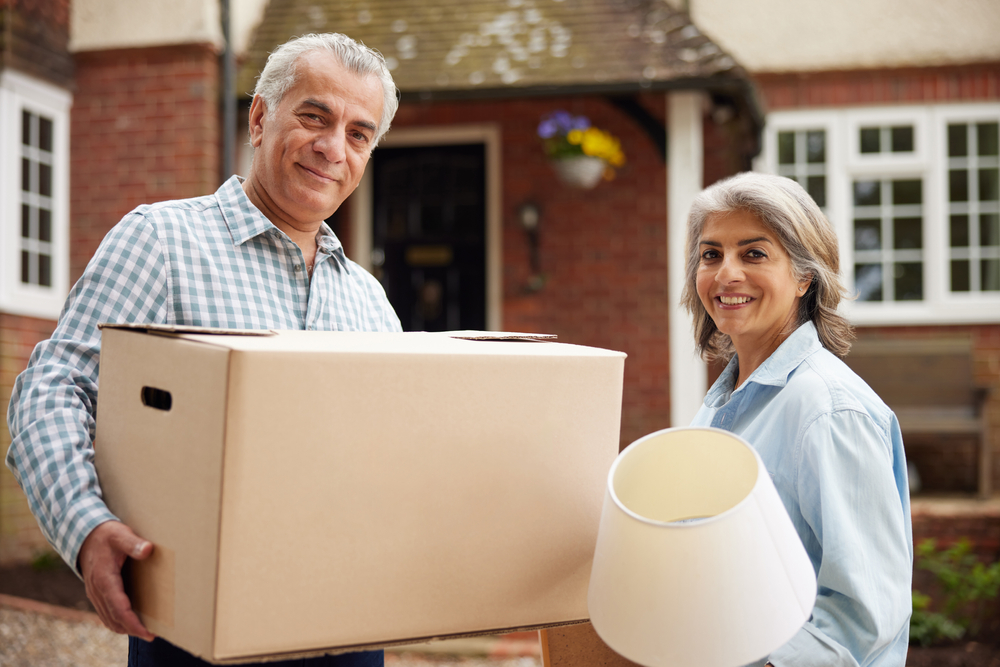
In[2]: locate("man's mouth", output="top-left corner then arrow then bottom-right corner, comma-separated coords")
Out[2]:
299,164 -> 335,182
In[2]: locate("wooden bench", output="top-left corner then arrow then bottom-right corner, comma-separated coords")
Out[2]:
844,337 -> 993,498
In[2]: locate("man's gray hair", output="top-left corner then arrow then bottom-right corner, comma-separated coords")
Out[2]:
253,33 -> 399,146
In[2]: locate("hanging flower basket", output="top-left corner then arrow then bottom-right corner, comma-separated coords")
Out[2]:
537,110 -> 626,189
550,156 -> 607,189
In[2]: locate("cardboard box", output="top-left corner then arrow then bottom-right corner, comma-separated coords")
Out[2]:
95,325 -> 626,663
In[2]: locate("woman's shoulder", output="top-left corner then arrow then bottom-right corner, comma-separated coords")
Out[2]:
788,346 -> 895,425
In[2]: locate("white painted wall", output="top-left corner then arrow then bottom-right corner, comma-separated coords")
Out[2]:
71,0 -> 268,55
675,0 -> 1000,73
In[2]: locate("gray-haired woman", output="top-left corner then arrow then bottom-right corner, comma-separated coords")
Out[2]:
683,172 -> 912,667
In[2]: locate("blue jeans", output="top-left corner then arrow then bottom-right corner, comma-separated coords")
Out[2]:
127,637 -> 384,667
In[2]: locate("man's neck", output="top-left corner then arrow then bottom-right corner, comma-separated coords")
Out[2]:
241,178 -> 321,266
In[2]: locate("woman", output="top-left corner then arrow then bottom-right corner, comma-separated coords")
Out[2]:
683,172 -> 912,667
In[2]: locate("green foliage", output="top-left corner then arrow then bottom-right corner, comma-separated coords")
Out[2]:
910,538 -> 1000,646
30,549 -> 63,571
910,591 -> 965,646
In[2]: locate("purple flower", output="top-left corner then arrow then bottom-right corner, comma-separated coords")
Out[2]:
539,110 -> 591,138
538,118 -> 559,138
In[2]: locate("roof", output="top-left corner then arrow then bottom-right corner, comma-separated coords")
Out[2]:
237,0 -> 756,103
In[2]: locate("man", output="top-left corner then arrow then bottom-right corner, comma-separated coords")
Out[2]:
7,33 -> 400,666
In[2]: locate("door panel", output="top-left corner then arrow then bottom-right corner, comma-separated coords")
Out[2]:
372,144 -> 486,332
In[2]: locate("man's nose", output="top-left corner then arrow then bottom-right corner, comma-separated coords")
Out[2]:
313,130 -> 346,162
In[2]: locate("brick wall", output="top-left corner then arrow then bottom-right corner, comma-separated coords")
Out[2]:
0,314 -> 57,564
753,62 -> 1000,110
0,42 -> 222,565
71,43 -> 221,282
0,0 -> 73,88
392,93 -> 746,448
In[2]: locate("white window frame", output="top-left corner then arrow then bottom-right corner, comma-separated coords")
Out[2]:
0,69 -> 71,319
757,103 -> 1000,326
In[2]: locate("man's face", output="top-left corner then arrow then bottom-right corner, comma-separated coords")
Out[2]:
247,50 -> 383,227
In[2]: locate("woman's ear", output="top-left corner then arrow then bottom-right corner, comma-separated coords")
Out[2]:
798,273 -> 814,295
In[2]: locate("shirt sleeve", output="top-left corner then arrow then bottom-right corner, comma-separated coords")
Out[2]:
5,211 -> 171,573
767,409 -> 912,667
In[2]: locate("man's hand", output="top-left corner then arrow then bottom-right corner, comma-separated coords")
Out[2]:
78,520 -> 156,641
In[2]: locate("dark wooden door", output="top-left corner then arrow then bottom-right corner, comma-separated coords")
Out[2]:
372,144 -> 486,332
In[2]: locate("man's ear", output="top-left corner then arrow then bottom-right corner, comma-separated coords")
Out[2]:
247,96 -> 267,149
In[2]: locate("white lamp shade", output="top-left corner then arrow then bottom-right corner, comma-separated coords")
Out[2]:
587,427 -> 817,667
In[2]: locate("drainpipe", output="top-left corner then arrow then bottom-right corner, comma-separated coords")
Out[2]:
221,0 -> 236,180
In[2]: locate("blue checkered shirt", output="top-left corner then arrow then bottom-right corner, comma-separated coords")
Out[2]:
7,176 -> 401,571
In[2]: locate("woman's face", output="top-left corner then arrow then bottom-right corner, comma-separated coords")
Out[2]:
696,210 -> 809,356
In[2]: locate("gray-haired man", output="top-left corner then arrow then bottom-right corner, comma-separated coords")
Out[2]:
8,33 -> 400,667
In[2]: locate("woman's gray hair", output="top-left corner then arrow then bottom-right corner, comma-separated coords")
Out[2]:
253,33 -> 399,146
680,171 -> 854,361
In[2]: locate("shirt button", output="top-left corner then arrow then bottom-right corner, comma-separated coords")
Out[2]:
294,264 -> 301,271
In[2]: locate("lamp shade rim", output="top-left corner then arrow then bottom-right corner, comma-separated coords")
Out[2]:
605,426 -> 764,528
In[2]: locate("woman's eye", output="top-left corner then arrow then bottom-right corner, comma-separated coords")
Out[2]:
700,249 -> 719,261
746,248 -> 767,259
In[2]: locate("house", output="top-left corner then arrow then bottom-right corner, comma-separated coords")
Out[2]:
681,0 -> 1000,500
0,0 -> 760,563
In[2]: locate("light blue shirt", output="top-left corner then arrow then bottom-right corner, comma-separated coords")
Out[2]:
691,322 -> 912,667
7,176 -> 401,572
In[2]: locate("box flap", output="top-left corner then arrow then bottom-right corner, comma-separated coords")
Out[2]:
98,322 -> 276,336
435,330 -> 558,341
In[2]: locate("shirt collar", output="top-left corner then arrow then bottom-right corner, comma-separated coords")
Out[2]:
704,321 -> 822,407
217,175 -> 347,258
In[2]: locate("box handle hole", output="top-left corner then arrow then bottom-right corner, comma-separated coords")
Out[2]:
141,386 -> 172,411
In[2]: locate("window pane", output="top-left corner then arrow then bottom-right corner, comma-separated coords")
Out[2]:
855,264 -> 883,301
982,213 -> 1000,247
951,260 -> 970,292
893,217 -> 922,249
948,124 -> 968,157
950,169 -> 969,202
854,219 -> 882,250
806,131 -> 825,163
39,116 -> 53,153
854,180 -> 880,206
39,208 -> 52,243
978,122 -> 999,157
891,126 -> 914,152
983,259 -> 1000,291
979,168 -> 999,201
22,157 -> 31,192
21,250 -> 31,284
21,204 -> 31,239
806,175 -> 826,207
950,214 -> 970,247
894,262 -> 923,300
38,254 -> 51,288
860,127 -> 880,153
22,110 -> 32,147
39,163 -> 52,198
892,179 -> 922,205
777,132 -> 795,164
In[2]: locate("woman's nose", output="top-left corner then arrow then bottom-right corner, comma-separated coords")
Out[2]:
716,256 -> 744,284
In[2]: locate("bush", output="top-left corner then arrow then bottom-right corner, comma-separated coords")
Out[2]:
910,538 -> 1000,646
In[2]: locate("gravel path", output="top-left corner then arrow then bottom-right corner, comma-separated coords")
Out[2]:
0,596 -> 542,667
